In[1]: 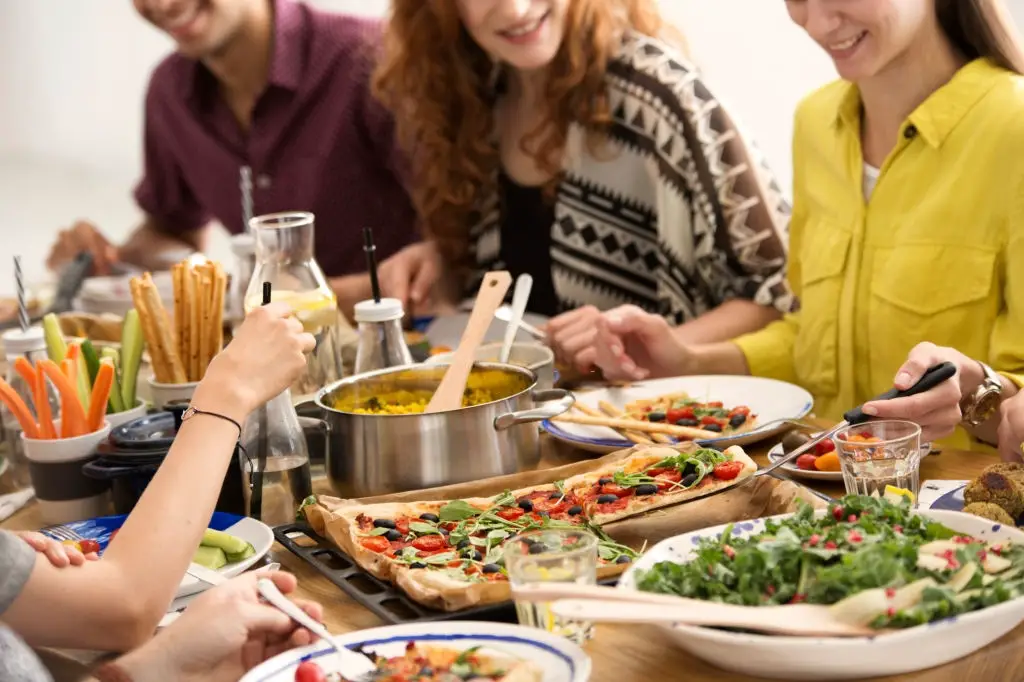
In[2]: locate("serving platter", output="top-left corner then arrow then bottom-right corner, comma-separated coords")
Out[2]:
542,375 -> 813,453
241,621 -> 591,682
618,508 -> 1024,680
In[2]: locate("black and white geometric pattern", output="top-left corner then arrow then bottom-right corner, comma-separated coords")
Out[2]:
469,33 -> 795,323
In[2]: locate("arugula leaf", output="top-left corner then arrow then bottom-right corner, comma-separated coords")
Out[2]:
367,528 -> 391,536
491,490 -> 516,508
408,522 -> 439,535
439,500 -> 483,522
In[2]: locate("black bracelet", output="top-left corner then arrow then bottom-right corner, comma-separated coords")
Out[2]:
181,405 -> 242,437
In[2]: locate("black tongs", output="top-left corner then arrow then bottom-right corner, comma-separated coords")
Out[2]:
762,361 -> 957,476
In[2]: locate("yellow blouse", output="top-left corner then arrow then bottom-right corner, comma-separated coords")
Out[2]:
733,58 -> 1024,450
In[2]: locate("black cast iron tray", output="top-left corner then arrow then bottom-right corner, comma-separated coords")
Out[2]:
274,522 -> 619,625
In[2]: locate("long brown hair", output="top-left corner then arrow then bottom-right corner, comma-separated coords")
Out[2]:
936,0 -> 1024,74
372,0 -> 668,266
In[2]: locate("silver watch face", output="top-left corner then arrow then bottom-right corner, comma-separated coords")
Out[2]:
972,390 -> 1002,424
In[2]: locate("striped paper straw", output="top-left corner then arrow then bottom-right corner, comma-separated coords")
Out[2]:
240,166 -> 253,233
14,256 -> 28,331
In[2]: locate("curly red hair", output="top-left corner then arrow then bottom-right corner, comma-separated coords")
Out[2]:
373,0 -> 670,267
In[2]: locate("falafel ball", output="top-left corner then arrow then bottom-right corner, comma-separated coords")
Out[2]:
963,501 -> 1016,525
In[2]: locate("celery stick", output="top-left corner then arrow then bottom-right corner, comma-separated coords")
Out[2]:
74,344 -> 91,412
42,313 -> 67,363
120,310 -> 144,409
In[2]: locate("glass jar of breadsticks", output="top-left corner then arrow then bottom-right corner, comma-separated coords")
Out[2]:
244,212 -> 344,400
129,258 -> 227,409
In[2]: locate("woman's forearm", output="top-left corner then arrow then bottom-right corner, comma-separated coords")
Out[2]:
673,299 -> 781,345
683,341 -> 752,376
5,380 -> 251,650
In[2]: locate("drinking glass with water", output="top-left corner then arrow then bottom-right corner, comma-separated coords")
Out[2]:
834,420 -> 923,502
505,529 -> 598,644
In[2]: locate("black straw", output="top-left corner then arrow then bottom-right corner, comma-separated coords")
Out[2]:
250,281 -> 272,521
363,227 -> 381,303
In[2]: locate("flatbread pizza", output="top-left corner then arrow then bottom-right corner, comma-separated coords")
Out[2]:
302,642 -> 543,682
624,392 -> 758,436
311,443 -> 756,611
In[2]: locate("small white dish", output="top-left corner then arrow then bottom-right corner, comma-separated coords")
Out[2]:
542,375 -> 814,453
175,516 -> 275,599
104,399 -> 148,430
766,433 -> 932,482
619,509 -> 1024,680
240,621 -> 591,682
147,378 -> 199,410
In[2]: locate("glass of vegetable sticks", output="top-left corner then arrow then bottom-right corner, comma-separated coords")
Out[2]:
505,529 -> 598,644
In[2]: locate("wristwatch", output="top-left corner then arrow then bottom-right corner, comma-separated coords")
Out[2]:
961,361 -> 1003,426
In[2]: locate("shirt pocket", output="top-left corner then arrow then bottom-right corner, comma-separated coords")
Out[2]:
793,223 -> 851,396
869,245 -> 997,367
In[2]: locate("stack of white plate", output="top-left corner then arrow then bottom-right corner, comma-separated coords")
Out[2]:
73,272 -> 175,317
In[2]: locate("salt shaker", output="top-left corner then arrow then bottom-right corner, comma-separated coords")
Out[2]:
1,327 -> 55,488
353,298 -> 413,375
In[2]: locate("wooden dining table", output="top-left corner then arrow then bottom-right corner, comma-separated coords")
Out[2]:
2,432 -> 1023,682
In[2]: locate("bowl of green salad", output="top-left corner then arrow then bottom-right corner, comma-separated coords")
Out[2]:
618,495 -> 1024,680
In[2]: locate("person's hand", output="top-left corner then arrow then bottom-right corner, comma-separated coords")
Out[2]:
378,241 -> 443,315
589,305 -> 691,382
46,221 -> 120,276
16,531 -> 98,567
997,392 -> 1024,463
114,571 -> 322,682
200,302 -> 316,416
545,306 -> 602,372
860,342 -> 981,442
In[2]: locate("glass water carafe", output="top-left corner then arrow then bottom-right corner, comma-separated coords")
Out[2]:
239,389 -> 313,527
244,212 -> 344,399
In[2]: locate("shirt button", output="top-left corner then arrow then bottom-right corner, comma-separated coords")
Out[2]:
257,174 -> 272,189
903,125 -> 918,139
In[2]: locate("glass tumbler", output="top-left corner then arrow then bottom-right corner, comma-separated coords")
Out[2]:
505,529 -> 598,644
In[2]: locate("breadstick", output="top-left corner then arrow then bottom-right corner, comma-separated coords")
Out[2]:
198,264 -> 216,377
171,263 -> 185,372
188,266 -> 201,381
551,413 -> 719,440
209,265 -> 226,372
575,402 -> 652,445
130,277 -> 168,382
599,400 -> 674,444
142,272 -> 187,383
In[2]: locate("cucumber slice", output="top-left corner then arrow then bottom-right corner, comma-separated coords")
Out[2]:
192,545 -> 227,570
225,543 -> 256,564
200,528 -> 250,555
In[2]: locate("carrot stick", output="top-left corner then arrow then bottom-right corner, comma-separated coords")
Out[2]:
34,365 -> 56,439
12,357 -> 36,397
0,380 -> 38,439
41,360 -> 87,438
86,363 -> 114,433
62,357 -> 76,382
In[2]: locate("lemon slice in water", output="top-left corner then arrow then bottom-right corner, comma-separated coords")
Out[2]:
883,485 -> 915,503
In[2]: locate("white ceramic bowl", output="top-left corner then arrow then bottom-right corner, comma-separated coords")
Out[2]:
104,399 -> 148,430
22,421 -> 113,524
147,378 -> 199,410
240,621 -> 591,682
426,342 -> 555,389
618,508 -> 1024,680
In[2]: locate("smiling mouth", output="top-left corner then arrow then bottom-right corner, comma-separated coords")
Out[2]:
499,10 -> 550,39
828,31 -> 868,52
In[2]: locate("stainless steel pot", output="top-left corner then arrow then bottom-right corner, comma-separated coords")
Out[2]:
314,362 -> 574,497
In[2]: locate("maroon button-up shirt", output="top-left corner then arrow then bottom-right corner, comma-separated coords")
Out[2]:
134,0 -> 416,277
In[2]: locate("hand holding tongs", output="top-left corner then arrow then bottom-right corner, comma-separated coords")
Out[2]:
761,361 -> 957,477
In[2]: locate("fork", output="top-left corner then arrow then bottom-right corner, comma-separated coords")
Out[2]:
257,578 -> 378,681
41,524 -> 85,542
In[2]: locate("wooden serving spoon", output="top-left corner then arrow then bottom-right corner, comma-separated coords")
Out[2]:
512,583 -> 876,638
424,271 -> 513,413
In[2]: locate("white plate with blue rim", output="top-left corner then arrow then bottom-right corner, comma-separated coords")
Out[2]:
542,375 -> 813,454
41,511 -> 273,599
618,508 -> 1024,680
240,621 -> 591,682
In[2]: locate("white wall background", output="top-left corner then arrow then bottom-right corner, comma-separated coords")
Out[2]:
0,0 -> 1022,295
